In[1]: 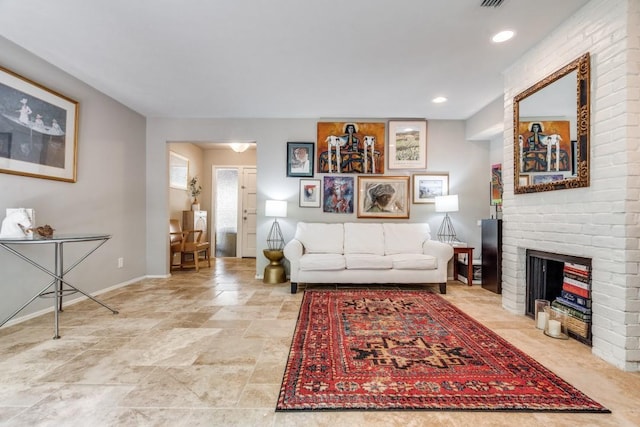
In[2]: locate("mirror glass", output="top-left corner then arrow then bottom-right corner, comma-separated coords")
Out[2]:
514,53 -> 590,193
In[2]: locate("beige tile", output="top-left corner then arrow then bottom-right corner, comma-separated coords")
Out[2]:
1,258 -> 639,427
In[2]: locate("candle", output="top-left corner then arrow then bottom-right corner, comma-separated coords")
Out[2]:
548,319 -> 561,337
536,311 -> 549,330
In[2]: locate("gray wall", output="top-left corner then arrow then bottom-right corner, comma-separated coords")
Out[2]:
146,118 -> 490,278
0,37 -> 147,323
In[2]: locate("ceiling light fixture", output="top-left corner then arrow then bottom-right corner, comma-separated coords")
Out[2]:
230,143 -> 251,153
492,30 -> 515,43
432,96 -> 447,104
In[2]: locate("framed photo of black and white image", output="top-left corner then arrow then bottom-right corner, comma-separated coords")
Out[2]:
0,65 -> 79,182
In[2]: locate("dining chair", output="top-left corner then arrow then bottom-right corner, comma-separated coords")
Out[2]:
169,219 -> 211,272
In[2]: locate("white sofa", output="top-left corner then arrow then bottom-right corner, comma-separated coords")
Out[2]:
283,222 -> 454,294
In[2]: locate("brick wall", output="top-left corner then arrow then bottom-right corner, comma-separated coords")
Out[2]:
502,0 -> 640,371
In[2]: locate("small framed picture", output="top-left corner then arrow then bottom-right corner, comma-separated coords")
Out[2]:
299,179 -> 321,208
323,176 -> 354,214
169,151 -> 189,190
357,176 -> 410,219
388,120 -> 427,170
412,173 -> 448,204
287,142 -> 314,177
490,163 -> 503,206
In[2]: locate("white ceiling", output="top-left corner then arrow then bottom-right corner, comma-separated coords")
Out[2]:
0,0 -> 589,120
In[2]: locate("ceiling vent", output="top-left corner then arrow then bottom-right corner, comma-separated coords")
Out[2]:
481,0 -> 504,6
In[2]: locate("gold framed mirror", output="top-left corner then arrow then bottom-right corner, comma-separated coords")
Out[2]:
514,53 -> 590,194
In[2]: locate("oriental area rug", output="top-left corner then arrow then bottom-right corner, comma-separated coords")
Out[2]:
276,289 -> 609,412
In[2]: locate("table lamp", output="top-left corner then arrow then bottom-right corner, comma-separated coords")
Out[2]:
265,199 -> 287,250
435,194 -> 459,243
264,200 -> 287,284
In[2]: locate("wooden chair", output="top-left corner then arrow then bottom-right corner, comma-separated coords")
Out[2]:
169,219 -> 211,272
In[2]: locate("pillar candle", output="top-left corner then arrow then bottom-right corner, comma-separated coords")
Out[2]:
536,311 -> 549,330
548,319 -> 561,337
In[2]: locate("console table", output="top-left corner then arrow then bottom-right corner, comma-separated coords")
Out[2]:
0,233 -> 118,339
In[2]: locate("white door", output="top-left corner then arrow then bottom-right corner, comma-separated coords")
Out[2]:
240,167 -> 257,257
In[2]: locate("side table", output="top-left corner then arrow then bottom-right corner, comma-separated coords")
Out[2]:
452,246 -> 474,286
0,233 -> 118,339
263,249 -> 286,284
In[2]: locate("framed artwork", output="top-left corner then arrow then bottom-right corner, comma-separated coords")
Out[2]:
357,176 -> 410,219
388,120 -> 427,169
316,122 -> 385,174
323,175 -> 354,214
490,163 -> 503,206
169,151 -> 189,190
0,66 -> 79,182
518,120 -> 572,174
412,173 -> 448,204
287,142 -> 314,177
519,175 -> 530,186
299,179 -> 321,208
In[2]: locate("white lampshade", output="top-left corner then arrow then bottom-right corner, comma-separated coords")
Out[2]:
265,200 -> 287,218
435,195 -> 459,213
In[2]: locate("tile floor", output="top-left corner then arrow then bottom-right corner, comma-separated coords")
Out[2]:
0,257 -> 639,426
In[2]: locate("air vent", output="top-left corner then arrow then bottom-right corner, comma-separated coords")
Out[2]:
481,0 -> 504,6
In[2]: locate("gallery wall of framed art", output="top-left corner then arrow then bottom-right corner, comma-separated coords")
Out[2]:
284,118 -> 455,223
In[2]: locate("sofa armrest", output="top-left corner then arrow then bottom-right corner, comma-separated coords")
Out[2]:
283,239 -> 303,282
283,239 -> 303,260
423,240 -> 454,279
423,239 -> 454,260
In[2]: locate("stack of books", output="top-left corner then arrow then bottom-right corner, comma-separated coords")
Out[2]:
551,262 -> 591,340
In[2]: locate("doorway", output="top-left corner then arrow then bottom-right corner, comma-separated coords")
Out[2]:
213,166 -> 257,258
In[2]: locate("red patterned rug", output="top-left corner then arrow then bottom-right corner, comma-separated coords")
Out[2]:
276,289 -> 610,412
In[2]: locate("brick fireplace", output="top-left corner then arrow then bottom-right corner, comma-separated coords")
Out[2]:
500,0 -> 640,371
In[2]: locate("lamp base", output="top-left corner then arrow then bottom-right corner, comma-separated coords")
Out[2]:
437,213 -> 459,244
263,249 -> 286,284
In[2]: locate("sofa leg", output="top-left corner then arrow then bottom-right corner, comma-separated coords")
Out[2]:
439,283 -> 446,294
291,282 -> 298,294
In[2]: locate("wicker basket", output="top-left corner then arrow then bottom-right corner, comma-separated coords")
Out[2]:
565,314 -> 589,338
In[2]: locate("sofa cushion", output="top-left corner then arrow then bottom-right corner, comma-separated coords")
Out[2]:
345,254 -> 392,270
389,253 -> 438,270
295,222 -> 344,254
299,253 -> 346,271
344,223 -> 384,255
383,223 -> 431,255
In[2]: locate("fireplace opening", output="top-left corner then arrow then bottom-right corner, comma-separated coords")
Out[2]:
525,249 -> 592,345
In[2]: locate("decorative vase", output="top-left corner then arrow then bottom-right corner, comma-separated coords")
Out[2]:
191,198 -> 200,211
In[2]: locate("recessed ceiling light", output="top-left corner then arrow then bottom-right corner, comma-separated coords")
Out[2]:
492,30 -> 515,43
432,96 -> 447,104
